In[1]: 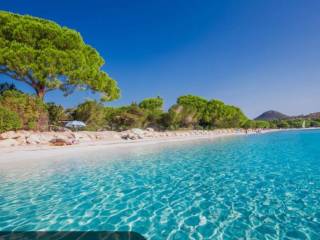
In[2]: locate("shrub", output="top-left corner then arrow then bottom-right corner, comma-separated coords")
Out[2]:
105,104 -> 146,131
139,97 -> 164,129
72,100 -> 106,131
139,97 -> 164,112
47,102 -> 68,126
254,120 -> 270,129
0,106 -> 22,132
0,90 -> 48,130
276,120 -> 290,128
310,119 -> 320,127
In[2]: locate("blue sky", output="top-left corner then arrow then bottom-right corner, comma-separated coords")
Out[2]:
1,0 -> 320,118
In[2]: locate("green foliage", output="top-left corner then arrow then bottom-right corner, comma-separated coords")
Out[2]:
275,120 -> 290,128
271,119 -> 310,129
202,100 -> 225,128
0,106 -> 22,132
139,97 -> 163,112
202,100 -> 247,128
72,98 -> 164,132
171,95 -> 208,128
223,105 -> 248,128
0,11 -> 119,100
177,95 -> 208,111
105,103 -> 146,131
268,121 -> 278,129
167,104 -> 194,128
161,105 -> 183,130
287,119 -> 310,128
310,119 -> 320,127
0,90 -> 48,130
164,96 -> 248,129
242,120 -> 255,129
254,120 -> 270,129
72,100 -> 106,131
139,97 -> 164,129
47,102 -> 68,126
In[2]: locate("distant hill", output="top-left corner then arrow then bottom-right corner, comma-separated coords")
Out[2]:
255,110 -> 289,120
292,112 -> 320,120
255,110 -> 320,121
304,112 -> 320,119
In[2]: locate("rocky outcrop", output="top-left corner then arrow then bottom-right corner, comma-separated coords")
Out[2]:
50,138 -> 74,146
0,130 -> 121,147
0,128 -> 257,148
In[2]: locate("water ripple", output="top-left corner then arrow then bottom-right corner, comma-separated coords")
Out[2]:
1,130 -> 320,239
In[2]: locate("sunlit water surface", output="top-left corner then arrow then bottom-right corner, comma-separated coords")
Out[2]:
1,130 -> 320,239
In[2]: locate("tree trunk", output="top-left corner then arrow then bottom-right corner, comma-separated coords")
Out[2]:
34,85 -> 49,131
35,86 -> 46,99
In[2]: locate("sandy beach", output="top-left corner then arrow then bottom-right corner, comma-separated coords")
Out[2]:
2,128 -> 319,163
0,129 -> 278,163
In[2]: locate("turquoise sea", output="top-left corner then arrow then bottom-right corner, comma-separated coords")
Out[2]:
1,130 -> 320,239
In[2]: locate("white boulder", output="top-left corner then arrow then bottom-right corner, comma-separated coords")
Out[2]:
0,139 -> 19,147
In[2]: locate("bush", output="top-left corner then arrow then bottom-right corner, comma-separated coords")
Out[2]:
254,120 -> 270,129
139,97 -> 164,112
177,95 -> 208,128
47,102 -> 68,126
0,90 -> 48,131
104,104 -> 146,131
72,100 -> 106,131
310,119 -> 320,127
276,120 -> 290,128
0,106 -> 22,132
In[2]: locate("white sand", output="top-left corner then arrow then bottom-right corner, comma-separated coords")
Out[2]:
0,130 -> 278,163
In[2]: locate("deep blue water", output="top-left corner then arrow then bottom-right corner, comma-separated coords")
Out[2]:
1,130 -> 320,239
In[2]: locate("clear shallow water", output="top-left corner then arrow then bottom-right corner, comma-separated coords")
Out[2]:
1,130 -> 320,239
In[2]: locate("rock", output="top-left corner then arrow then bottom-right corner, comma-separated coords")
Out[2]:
131,128 -> 144,135
74,132 -> 92,142
0,139 -> 19,147
0,131 -> 18,140
120,131 -> 142,140
26,134 -> 41,145
129,134 -> 137,140
50,138 -> 74,146
144,132 -> 154,138
38,133 -> 55,144
0,130 -> 34,140
16,136 -> 27,145
61,133 -> 76,142
146,128 -> 154,132
121,134 -> 128,140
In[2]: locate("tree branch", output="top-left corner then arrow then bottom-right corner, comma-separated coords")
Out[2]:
0,68 -> 34,88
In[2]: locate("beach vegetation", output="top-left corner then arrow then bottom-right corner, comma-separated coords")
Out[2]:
139,97 -> 164,129
274,120 -> 290,128
254,120 -> 270,129
165,96 -> 248,129
105,103 -> 146,131
310,119 -> 320,127
243,120 -> 270,129
72,100 -> 106,131
270,119 -> 313,129
139,97 -> 163,112
0,90 -> 48,130
47,102 -> 68,127
0,106 -> 22,132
